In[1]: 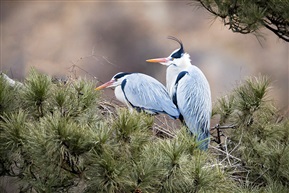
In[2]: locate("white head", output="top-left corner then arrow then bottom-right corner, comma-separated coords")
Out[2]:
146,36 -> 191,68
95,72 -> 130,90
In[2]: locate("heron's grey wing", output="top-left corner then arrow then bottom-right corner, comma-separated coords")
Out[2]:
175,66 -> 211,148
122,74 -> 179,118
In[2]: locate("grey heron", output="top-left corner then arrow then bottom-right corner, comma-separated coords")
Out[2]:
95,72 -> 180,119
146,37 -> 212,150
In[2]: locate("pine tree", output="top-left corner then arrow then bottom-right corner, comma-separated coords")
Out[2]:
191,0 -> 289,41
213,76 -> 289,192
0,70 -> 288,192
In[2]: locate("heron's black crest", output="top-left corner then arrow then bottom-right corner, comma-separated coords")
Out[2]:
113,72 -> 131,80
168,36 -> 184,58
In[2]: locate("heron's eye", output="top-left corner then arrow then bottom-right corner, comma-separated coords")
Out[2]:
171,58 -> 175,61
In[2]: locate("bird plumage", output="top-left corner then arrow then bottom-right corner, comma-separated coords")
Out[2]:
174,66 -> 211,149
146,37 -> 212,150
96,72 -> 180,119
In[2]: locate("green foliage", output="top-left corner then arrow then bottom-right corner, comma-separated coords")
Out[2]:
0,74 -> 19,115
0,110 -> 28,180
85,121 -> 236,193
0,111 -> 27,154
213,75 -> 289,191
21,69 -> 52,118
50,78 -> 100,125
0,70 -> 101,192
0,71 -> 288,192
192,0 -> 289,41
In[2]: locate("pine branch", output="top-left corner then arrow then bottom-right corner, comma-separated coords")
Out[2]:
191,0 -> 289,42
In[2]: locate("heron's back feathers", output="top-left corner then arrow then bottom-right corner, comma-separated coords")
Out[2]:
173,66 -> 212,149
122,73 -> 180,119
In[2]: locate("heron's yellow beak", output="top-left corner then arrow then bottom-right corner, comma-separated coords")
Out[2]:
95,80 -> 114,90
146,58 -> 169,63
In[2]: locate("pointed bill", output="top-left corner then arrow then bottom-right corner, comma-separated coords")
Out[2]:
95,80 -> 115,90
146,58 -> 169,63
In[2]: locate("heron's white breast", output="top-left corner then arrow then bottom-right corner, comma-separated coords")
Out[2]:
114,85 -> 132,109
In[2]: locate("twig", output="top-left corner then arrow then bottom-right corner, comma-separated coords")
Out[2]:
224,136 -> 232,166
68,64 -> 103,83
153,125 -> 175,138
229,128 -> 243,155
154,115 -> 178,138
209,145 -> 242,162
210,124 -> 237,131
102,56 -> 118,68
251,168 -> 269,185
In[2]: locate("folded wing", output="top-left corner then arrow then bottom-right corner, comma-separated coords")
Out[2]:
122,73 -> 179,119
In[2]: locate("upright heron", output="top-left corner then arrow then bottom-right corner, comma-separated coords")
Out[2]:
146,37 -> 212,150
95,72 -> 180,119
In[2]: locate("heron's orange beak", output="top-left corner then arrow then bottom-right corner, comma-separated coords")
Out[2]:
146,58 -> 169,63
95,80 -> 114,90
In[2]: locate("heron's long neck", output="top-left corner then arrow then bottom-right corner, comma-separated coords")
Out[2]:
166,65 -> 181,97
166,53 -> 192,97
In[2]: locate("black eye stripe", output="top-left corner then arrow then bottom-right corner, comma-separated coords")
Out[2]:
113,72 -> 131,80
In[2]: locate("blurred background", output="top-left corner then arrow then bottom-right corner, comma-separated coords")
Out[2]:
1,1 -> 288,111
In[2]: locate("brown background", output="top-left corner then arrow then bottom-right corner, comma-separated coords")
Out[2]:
1,1 -> 288,111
